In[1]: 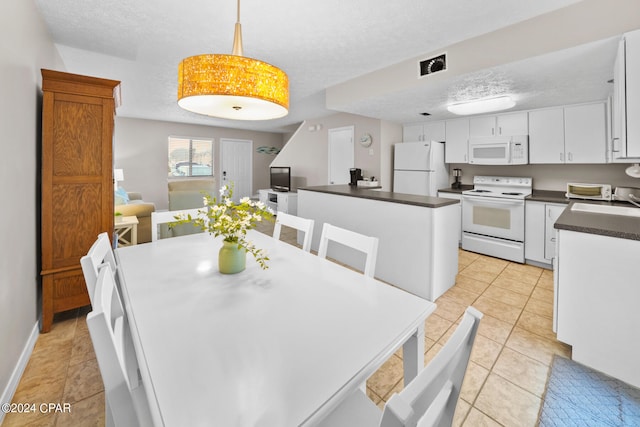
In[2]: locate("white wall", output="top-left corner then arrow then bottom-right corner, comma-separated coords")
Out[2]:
0,0 -> 64,412
448,163 -> 640,191
271,112 -> 400,189
114,117 -> 285,210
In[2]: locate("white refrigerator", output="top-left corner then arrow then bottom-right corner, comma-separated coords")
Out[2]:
393,141 -> 449,196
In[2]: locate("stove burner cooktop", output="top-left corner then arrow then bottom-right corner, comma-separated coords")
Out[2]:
462,176 -> 533,200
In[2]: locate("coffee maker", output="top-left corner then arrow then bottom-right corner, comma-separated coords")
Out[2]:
452,168 -> 462,189
349,168 -> 363,186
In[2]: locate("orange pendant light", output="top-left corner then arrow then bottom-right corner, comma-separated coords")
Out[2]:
177,0 -> 289,120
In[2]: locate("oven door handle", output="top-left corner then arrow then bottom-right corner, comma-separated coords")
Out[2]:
462,195 -> 525,206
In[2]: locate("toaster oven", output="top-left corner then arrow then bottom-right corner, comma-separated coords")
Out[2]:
566,183 -> 612,201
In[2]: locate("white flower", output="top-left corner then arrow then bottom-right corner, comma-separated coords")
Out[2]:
172,184 -> 273,269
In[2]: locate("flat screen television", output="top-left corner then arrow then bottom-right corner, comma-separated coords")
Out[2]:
270,166 -> 291,192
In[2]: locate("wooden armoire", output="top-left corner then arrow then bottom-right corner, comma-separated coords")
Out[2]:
40,69 -> 121,332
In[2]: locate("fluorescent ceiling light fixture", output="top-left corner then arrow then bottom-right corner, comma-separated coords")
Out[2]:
177,0 -> 289,120
447,96 -> 516,115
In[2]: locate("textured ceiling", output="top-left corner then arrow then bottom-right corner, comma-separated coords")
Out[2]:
35,0 -> 608,133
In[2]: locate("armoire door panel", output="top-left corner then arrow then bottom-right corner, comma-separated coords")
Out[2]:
52,100 -> 104,177
51,183 -> 102,266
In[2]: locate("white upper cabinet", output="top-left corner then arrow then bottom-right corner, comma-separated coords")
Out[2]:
469,116 -> 495,137
612,29 -> 640,160
564,103 -> 607,163
423,122 -> 446,141
469,112 -> 528,137
529,108 -> 565,164
529,102 -> 606,164
403,122 -> 445,142
445,118 -> 469,163
403,123 -> 424,141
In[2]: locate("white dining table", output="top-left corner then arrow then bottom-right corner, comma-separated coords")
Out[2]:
115,230 -> 436,426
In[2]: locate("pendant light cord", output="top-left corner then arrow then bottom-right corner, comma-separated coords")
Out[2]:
232,0 -> 243,56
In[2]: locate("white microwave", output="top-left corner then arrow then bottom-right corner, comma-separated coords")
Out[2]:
468,135 -> 529,165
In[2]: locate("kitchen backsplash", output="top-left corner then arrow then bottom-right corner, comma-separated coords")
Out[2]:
448,163 -> 640,191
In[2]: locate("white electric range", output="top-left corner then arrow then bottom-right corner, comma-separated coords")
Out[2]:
461,176 -> 532,263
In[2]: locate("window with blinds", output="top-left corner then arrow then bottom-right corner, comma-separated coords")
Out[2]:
168,137 -> 213,177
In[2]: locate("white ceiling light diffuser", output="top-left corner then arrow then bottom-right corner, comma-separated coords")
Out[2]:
447,96 -> 516,116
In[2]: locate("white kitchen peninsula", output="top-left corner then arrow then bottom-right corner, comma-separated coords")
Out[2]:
555,202 -> 640,388
298,185 -> 460,301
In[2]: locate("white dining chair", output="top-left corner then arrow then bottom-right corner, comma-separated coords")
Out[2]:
317,223 -> 379,277
317,306 -> 483,427
272,211 -> 315,252
87,264 -> 155,427
80,232 -> 117,304
151,208 -> 203,241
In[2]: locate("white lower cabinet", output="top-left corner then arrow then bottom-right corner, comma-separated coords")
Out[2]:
544,205 -> 565,260
556,229 -> 640,388
525,201 -> 567,266
437,192 -> 461,244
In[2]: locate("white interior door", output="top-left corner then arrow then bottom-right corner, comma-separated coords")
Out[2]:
221,139 -> 253,202
328,126 -> 354,184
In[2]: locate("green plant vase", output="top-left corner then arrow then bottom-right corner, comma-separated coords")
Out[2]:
218,241 -> 246,274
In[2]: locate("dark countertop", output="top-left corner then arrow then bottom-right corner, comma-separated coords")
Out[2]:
554,200 -> 640,241
528,190 -> 570,204
298,185 -> 460,208
437,185 -> 474,194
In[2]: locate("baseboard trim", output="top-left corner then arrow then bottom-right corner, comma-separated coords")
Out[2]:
0,322 -> 39,424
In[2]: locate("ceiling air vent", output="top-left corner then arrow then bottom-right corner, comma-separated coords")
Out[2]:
419,53 -> 447,77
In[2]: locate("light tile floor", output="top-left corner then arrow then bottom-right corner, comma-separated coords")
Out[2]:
3,224 -> 571,426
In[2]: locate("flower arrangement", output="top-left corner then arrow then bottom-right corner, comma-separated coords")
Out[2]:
171,184 -> 274,269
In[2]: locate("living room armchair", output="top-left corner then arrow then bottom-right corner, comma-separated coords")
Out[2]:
168,179 -> 216,210
162,179 -> 216,238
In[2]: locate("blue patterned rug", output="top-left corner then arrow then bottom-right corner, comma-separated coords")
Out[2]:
538,356 -> 640,426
